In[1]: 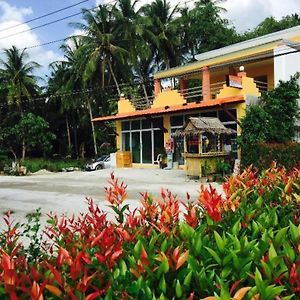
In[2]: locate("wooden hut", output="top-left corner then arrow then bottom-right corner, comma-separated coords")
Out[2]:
173,117 -> 236,178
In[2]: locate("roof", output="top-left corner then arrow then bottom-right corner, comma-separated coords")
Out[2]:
92,95 -> 244,123
173,117 -> 235,137
154,25 -> 300,80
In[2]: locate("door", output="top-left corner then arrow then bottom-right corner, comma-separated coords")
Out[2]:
142,131 -> 152,163
131,132 -> 141,163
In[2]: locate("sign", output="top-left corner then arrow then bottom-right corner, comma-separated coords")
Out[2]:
226,75 -> 242,89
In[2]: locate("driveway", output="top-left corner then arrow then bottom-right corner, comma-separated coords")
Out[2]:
0,168 -> 222,225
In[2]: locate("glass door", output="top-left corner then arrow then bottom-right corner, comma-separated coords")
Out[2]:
131,132 -> 141,163
141,131 -> 152,163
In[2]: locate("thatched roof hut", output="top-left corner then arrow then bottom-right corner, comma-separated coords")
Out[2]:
172,117 -> 236,137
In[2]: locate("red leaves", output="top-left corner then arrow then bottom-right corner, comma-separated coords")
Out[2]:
199,185 -> 223,222
290,260 -> 300,294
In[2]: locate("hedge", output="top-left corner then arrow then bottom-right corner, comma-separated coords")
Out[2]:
241,142 -> 300,170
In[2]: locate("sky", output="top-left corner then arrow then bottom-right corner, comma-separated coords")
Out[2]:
0,0 -> 299,79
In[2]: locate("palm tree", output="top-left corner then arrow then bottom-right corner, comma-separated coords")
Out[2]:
142,0 -> 182,70
74,5 -> 128,96
0,46 -> 41,116
0,45 -> 41,159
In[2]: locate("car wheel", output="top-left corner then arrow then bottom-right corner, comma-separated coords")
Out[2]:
96,164 -> 103,170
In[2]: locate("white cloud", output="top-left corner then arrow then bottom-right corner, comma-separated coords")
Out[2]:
221,0 -> 300,32
0,1 -> 61,78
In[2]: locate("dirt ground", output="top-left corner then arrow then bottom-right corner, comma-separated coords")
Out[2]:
0,168 -> 222,225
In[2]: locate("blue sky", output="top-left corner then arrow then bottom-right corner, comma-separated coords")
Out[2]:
0,0 -> 299,79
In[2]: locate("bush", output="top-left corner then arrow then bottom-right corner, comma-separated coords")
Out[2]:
0,167 -> 299,299
22,158 -> 86,173
241,142 -> 300,170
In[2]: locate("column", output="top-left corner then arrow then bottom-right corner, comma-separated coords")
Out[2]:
202,66 -> 211,101
154,79 -> 161,96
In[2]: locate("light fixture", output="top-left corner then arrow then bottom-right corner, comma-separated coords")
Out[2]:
239,65 -> 245,72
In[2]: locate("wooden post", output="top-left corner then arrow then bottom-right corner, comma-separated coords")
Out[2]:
154,79 -> 161,96
202,66 -> 211,101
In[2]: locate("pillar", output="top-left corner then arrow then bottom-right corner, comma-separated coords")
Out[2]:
154,79 -> 161,96
202,66 -> 211,101
179,77 -> 187,96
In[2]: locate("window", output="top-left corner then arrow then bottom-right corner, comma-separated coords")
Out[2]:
122,121 -> 130,131
202,133 -> 221,153
186,135 -> 199,153
131,120 -> 140,130
219,109 -> 237,122
122,133 -> 130,151
170,115 -> 184,127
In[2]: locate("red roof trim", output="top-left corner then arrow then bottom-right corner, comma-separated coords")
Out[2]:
92,95 -> 244,123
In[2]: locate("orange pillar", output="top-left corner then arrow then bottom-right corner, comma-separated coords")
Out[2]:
154,79 -> 161,96
179,78 -> 187,96
202,66 -> 211,102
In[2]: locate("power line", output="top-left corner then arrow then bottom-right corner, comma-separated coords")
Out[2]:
0,0 -> 91,33
0,0 -> 117,41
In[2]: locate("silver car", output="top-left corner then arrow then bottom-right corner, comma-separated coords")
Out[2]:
85,155 -> 111,171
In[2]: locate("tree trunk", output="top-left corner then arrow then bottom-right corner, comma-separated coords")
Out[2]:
108,60 -> 121,96
141,76 -> 149,107
71,111 -> 78,159
9,147 -> 17,161
22,141 -> 26,160
65,114 -> 71,151
87,98 -> 98,156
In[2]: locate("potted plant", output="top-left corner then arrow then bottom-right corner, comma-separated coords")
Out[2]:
201,160 -> 211,182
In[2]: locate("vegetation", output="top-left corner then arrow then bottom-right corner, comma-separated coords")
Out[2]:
0,1 -> 299,161
0,167 -> 299,298
239,74 -> 300,168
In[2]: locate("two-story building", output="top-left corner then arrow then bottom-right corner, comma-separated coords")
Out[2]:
93,25 -> 300,170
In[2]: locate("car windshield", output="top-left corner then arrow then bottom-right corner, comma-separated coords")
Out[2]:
95,155 -> 108,162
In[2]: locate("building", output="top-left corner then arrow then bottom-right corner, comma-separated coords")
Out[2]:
93,25 -> 300,170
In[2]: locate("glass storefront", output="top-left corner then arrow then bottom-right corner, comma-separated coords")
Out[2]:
121,118 -> 164,164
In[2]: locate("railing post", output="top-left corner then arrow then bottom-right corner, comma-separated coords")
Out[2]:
202,66 -> 211,101
179,77 -> 186,96
154,79 -> 161,96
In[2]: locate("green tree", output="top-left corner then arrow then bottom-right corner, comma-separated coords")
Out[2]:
239,74 -> 300,146
17,113 -> 55,159
0,46 -> 41,116
0,113 -> 55,159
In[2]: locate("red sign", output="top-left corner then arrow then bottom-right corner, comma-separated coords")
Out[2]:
226,75 -> 242,89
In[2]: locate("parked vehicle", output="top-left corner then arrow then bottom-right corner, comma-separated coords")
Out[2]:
85,155 -> 111,171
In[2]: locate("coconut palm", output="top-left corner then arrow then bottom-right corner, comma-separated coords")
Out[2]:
74,5 -> 128,96
0,46 -> 41,116
0,46 -> 41,159
142,0 -> 182,70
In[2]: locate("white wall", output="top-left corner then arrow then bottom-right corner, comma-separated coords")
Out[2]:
274,45 -> 300,86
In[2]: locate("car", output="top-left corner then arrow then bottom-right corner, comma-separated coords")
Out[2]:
85,155 -> 111,171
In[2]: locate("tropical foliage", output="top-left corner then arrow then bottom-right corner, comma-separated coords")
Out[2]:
0,166 -> 299,298
0,0 -> 299,159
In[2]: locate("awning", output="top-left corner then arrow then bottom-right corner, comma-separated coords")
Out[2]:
172,117 -> 236,137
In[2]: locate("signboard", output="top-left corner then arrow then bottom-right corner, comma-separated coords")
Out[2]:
226,75 -> 242,89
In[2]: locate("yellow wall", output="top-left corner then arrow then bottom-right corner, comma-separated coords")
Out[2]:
152,90 -> 186,109
216,76 -> 260,99
118,97 -> 135,114
116,121 -> 122,151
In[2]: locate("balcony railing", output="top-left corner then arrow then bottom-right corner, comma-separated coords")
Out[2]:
254,80 -> 269,94
127,81 -> 226,110
129,95 -> 155,110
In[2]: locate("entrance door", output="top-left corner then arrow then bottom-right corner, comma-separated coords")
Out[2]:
142,131 -> 152,163
131,132 -> 141,163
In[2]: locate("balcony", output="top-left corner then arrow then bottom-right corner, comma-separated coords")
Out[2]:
118,68 -> 263,114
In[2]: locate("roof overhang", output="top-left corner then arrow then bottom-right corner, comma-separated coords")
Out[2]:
92,95 -> 244,123
154,25 -> 300,80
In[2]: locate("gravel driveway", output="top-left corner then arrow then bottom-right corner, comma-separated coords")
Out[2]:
0,168 -> 222,224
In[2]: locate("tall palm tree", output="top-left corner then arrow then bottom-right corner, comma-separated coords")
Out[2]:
74,5 -> 128,96
0,46 -> 41,116
142,0 -> 182,70
0,46 -> 41,159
